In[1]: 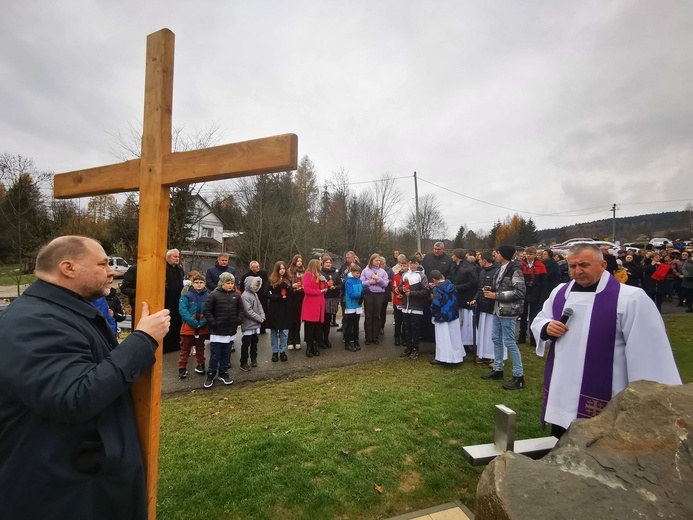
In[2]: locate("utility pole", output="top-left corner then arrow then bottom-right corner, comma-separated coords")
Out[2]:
414,171 -> 422,253
611,203 -> 617,244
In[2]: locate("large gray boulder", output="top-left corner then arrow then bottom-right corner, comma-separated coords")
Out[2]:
476,381 -> 693,520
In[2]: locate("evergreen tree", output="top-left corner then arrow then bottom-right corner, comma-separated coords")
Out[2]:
453,224 -> 466,248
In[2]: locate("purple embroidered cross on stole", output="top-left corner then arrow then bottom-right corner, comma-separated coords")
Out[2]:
542,274 -> 621,427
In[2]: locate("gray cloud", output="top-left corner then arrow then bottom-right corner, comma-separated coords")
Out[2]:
1,0 -> 690,234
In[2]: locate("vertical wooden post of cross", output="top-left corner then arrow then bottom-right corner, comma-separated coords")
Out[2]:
132,29 -> 175,519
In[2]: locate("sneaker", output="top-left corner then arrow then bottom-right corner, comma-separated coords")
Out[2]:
280,352 -> 288,362
430,359 -> 443,366
345,342 -> 357,352
178,368 -> 188,379
204,372 -> 215,388
481,370 -> 505,380
287,344 -> 295,350
336,325 -> 343,332
503,376 -> 526,390
239,363 -> 251,372
400,348 -> 412,358
194,364 -> 205,374
409,350 -> 419,360
251,358 -> 258,367
271,353 -> 279,362
231,345 -> 236,352
217,372 -> 234,385
295,344 -> 302,350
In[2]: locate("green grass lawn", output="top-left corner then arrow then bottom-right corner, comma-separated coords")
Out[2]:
0,264 -> 36,287
158,315 -> 692,520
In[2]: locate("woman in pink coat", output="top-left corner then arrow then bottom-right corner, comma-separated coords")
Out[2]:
301,258 -> 327,357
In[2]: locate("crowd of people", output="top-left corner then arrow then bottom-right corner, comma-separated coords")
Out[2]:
131,240 -> 692,390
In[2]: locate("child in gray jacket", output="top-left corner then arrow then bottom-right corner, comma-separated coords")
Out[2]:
240,275 -> 266,372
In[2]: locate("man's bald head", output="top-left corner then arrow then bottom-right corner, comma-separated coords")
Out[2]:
35,236 -> 114,301
35,236 -> 96,277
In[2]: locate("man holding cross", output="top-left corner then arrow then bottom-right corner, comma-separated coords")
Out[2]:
49,29 -> 298,518
532,243 -> 681,438
0,236 -> 171,519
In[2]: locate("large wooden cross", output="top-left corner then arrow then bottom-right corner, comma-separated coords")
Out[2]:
53,28 -> 297,519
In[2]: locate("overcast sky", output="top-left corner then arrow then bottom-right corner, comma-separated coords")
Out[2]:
1,1 -> 691,238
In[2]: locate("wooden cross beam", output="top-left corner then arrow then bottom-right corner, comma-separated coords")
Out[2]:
53,28 -> 298,520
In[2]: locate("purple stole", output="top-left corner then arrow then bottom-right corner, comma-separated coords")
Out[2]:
542,274 -> 620,427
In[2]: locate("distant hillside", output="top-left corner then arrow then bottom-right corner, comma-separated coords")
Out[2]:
538,211 -> 693,244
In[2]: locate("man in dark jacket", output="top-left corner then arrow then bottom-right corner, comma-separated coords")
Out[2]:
601,246 -> 618,274
205,252 -> 238,291
541,248 -> 561,293
421,242 -> 452,341
164,249 -> 186,352
449,248 -> 479,354
0,236 -> 170,520
122,249 -> 184,353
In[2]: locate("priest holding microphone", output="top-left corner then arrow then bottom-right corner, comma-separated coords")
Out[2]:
532,243 -> 681,439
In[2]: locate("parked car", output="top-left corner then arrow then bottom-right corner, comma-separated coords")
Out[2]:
622,242 -> 645,249
551,237 -> 593,249
648,237 -> 672,249
108,256 -> 131,278
552,240 -> 619,256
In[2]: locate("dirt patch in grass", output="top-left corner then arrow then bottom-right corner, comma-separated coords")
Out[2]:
398,471 -> 422,492
357,445 -> 377,455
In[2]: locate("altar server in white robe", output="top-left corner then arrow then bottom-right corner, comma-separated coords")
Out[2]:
531,243 -> 681,438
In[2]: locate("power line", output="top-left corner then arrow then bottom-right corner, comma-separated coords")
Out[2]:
416,175 -> 609,218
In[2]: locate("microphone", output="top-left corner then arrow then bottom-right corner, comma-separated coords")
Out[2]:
549,307 -> 573,348
559,307 -> 573,325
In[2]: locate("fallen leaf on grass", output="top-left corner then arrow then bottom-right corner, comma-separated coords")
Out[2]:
459,487 -> 468,494
374,484 -> 383,494
274,466 -> 280,472
284,430 -> 291,435
212,411 -> 220,416
374,428 -> 383,432
341,449 -> 350,455
264,425 -> 270,430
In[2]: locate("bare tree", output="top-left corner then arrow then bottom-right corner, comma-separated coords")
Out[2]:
108,121 -> 223,161
108,122 -> 224,252
371,172 -> 403,251
405,193 -> 447,246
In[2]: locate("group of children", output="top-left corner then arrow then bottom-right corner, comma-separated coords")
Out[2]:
177,270 -> 265,388
175,254 -> 462,389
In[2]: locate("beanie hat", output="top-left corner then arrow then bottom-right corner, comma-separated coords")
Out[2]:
497,245 -> 516,261
452,248 -> 465,259
218,272 -> 234,286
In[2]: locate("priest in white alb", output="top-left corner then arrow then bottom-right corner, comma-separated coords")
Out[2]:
531,243 -> 681,438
